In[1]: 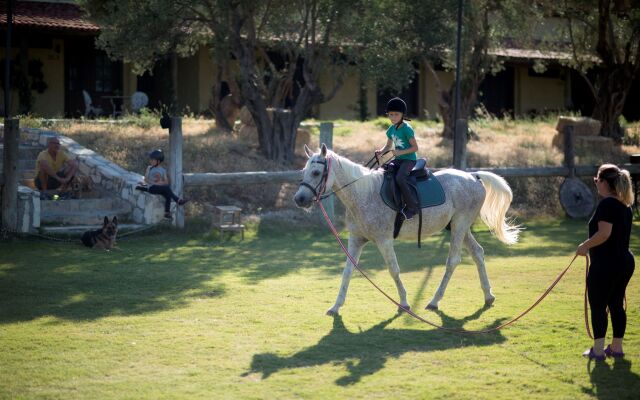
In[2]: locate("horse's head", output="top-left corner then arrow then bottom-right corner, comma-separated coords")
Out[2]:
294,143 -> 335,208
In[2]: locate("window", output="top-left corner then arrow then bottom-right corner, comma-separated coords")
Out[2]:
95,53 -> 113,93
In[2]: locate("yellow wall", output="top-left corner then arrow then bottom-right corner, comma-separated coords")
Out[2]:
0,39 -> 65,117
198,46 -> 215,114
317,68 -> 376,120
422,67 -> 454,120
514,65 -> 567,115
122,63 -> 138,97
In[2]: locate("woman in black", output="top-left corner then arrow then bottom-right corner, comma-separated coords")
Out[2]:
576,164 -> 635,361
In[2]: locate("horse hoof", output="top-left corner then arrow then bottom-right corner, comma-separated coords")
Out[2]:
485,297 -> 495,306
425,303 -> 438,311
397,305 -> 411,313
326,309 -> 339,316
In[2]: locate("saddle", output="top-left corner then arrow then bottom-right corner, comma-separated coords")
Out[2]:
379,158 -> 446,247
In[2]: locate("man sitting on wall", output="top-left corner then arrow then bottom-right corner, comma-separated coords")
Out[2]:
34,137 -> 78,197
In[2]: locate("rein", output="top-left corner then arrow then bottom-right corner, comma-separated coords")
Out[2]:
317,199 -> 585,334
299,153 -> 385,202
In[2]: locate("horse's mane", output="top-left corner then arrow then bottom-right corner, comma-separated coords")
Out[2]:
328,150 -> 382,194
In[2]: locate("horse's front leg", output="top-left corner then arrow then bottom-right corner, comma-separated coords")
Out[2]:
327,234 -> 368,316
376,239 -> 410,311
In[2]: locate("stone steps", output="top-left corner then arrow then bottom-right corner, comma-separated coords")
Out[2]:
40,197 -> 133,225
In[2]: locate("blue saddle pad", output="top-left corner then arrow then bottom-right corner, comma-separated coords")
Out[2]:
380,170 -> 446,212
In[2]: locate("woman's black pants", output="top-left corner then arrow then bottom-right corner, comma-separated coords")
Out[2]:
587,254 -> 635,339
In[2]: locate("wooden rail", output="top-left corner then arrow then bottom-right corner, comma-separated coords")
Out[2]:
182,164 -> 640,187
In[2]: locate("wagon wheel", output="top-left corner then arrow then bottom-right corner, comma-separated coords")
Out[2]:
559,177 -> 595,218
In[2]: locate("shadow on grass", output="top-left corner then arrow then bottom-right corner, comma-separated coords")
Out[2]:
243,308 -> 506,386
583,358 -> 640,400
0,236 -> 227,324
0,219 -> 636,324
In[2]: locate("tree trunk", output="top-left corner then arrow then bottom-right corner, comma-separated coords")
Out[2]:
266,109 -> 297,163
591,67 -> 629,141
592,0 -> 638,141
439,83 -> 477,139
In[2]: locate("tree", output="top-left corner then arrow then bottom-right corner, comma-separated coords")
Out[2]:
403,0 -> 543,138
558,0 -> 640,140
81,0 -> 389,163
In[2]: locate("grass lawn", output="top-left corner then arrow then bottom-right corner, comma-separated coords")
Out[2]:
1,218 -> 639,399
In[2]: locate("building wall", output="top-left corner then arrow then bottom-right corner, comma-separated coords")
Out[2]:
198,46 -> 215,114
0,38 -> 65,117
422,67 -> 454,120
514,65 -> 567,115
122,63 -> 138,98
317,68 -> 376,120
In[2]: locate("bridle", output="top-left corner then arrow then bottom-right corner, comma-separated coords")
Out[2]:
298,157 -> 331,201
298,150 -> 395,202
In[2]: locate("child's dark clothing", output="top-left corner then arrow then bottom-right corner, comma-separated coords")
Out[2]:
386,122 -> 418,215
138,164 -> 181,213
394,159 -> 418,216
138,184 -> 181,213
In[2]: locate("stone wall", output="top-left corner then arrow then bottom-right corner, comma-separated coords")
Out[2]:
16,186 -> 40,233
21,128 -> 165,225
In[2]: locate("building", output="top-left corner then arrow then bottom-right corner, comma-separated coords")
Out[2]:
2,0 -> 638,121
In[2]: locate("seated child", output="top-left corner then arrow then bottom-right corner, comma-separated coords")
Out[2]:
136,149 -> 188,219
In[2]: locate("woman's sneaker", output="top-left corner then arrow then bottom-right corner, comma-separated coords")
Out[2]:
583,347 -> 606,361
177,198 -> 189,206
604,345 -> 624,358
164,212 -> 172,220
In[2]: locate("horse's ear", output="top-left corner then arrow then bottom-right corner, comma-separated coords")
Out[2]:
304,144 -> 313,158
320,143 -> 327,157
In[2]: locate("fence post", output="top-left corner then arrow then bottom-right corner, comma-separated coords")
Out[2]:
319,122 -> 334,221
563,125 -> 575,178
169,116 -> 184,229
453,118 -> 467,169
2,118 -> 19,232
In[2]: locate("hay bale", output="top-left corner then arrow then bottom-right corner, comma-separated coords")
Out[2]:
553,116 -> 602,148
555,116 -> 601,136
575,135 -> 614,153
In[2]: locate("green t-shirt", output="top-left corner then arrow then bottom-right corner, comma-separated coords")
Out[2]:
386,122 -> 417,161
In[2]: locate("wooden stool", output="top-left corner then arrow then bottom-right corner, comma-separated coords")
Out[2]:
211,205 -> 245,240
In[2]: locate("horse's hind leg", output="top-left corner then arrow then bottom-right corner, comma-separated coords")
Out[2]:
376,239 -> 410,311
426,222 -> 466,310
327,234 -> 368,316
464,230 -> 495,306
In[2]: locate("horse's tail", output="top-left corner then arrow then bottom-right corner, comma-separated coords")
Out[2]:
473,171 -> 521,245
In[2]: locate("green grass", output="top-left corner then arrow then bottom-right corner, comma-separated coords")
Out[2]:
1,218 -> 640,399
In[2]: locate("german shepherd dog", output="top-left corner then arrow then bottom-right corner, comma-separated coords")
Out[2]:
81,216 -> 118,250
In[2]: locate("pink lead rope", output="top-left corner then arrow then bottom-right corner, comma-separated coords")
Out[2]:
317,198 -> 581,334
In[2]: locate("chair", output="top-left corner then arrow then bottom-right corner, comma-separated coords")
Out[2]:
211,205 -> 245,240
130,91 -> 149,113
82,90 -> 103,117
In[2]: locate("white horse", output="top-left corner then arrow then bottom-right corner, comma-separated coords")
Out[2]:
294,144 -> 521,315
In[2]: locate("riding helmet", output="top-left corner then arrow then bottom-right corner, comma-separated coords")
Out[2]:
385,97 -> 407,114
149,149 -> 164,162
